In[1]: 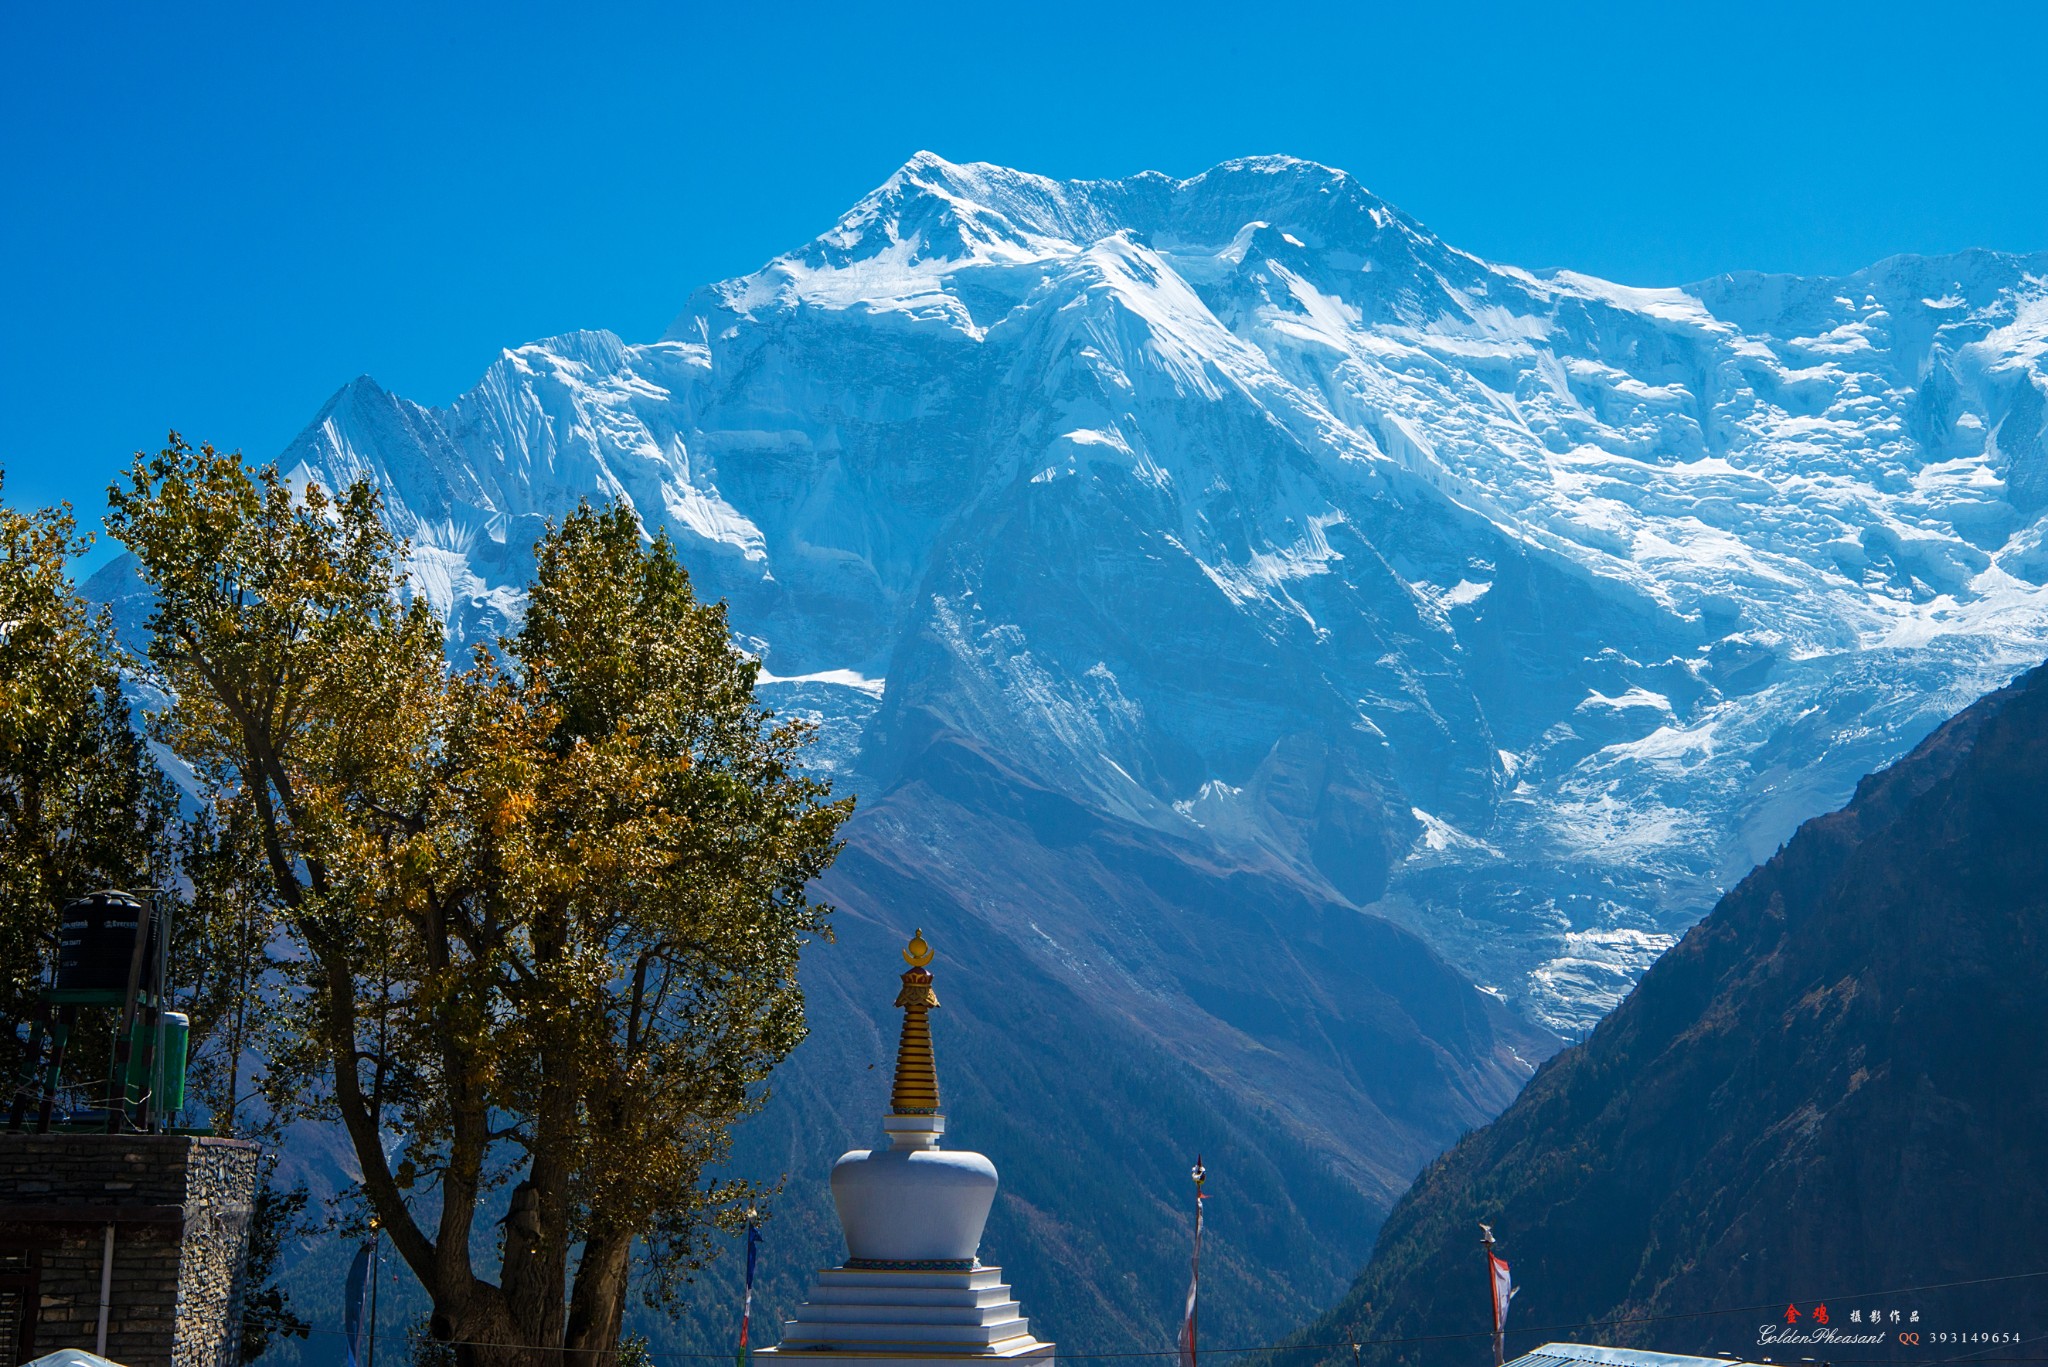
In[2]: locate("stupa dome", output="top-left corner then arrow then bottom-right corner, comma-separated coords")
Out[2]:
830,930 -> 998,1264
760,930 -> 1055,1367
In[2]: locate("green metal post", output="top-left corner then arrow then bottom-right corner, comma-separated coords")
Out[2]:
37,1004 -> 77,1133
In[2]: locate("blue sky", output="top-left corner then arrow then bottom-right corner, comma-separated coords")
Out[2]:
6,0 -> 2047,547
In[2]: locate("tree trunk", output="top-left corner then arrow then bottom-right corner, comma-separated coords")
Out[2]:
498,1174 -> 569,1352
438,1279 -> 557,1367
564,1231 -> 633,1362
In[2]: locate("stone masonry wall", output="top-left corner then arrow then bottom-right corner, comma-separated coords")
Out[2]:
0,1134 -> 260,1367
174,1139 -> 259,1367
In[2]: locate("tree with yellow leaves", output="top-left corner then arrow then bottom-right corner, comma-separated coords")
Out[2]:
108,437 -> 850,1366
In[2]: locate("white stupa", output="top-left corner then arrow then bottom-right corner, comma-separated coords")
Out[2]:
760,931 -> 1055,1367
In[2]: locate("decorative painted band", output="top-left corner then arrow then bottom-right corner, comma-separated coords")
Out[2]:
843,1257 -> 977,1272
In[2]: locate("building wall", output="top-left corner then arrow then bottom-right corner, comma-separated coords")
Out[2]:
174,1138 -> 261,1367
0,1134 -> 260,1367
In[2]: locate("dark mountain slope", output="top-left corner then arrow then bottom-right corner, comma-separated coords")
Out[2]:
642,736 -> 1553,1358
1287,660 -> 2048,1367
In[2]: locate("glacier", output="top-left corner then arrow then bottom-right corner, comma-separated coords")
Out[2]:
87,151 -> 2048,1352
230,151 -> 2048,1033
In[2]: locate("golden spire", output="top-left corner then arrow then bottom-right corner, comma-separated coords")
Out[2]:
890,929 -> 941,1115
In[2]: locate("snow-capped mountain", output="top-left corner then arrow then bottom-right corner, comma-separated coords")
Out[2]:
274,152 -> 2048,1032
99,151 -> 2048,1355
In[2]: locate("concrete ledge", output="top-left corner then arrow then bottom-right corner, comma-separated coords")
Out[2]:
760,1341 -> 1054,1367
780,1317 -> 1033,1347
814,1266 -> 1005,1290
790,1311 -> 1032,1336
804,1285 -> 1018,1308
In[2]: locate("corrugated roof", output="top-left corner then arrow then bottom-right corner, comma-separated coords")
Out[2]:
1507,1343 -> 1770,1367
29,1353 -> 129,1367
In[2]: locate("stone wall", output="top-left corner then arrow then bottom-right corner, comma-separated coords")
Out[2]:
0,1134 -> 260,1367
174,1139 -> 260,1367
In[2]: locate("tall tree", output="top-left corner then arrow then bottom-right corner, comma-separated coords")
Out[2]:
176,796 -> 294,1133
109,438 -> 850,1365
0,473 -> 175,1050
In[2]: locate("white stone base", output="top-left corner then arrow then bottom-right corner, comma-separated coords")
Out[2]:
759,1264 -> 1055,1367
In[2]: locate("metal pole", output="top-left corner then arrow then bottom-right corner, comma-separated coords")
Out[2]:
1186,1157 -> 1206,1367
96,1223 -> 116,1354
35,1004 -> 76,1133
367,951 -> 388,1367
1191,1187 -> 1201,1367
108,894 -> 154,1134
738,1206 -> 759,1367
148,894 -> 173,1131
1481,1224 -> 1501,1367
365,1227 -> 380,1367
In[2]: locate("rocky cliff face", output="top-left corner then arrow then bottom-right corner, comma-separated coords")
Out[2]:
1287,659 -> 2048,1366
235,152 -> 2048,1032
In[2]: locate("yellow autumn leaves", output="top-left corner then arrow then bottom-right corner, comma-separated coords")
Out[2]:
102,437 -> 851,1360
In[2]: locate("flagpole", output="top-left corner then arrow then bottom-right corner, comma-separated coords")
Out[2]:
1480,1224 -> 1501,1367
1182,1157 -> 1206,1367
1193,1160 -> 1202,1367
368,953 -> 388,1367
366,1222 -> 381,1367
738,1205 -> 760,1367
343,1234 -> 376,1367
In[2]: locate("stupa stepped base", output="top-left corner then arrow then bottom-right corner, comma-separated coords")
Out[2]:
761,1264 -> 1055,1367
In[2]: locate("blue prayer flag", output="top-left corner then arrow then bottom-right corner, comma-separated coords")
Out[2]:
344,1238 -> 376,1367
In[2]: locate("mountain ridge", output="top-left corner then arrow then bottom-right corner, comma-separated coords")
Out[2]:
93,145 -> 2048,1025
80,149 -> 2048,1356
97,142 -> 2048,1030
1282,655 -> 2048,1366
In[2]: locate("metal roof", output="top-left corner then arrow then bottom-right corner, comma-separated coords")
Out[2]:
1508,1343 -> 1771,1367
29,1353 -> 129,1367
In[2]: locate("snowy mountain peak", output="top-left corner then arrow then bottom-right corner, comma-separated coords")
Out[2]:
808,151 -> 1132,268
676,154 -> 1450,338
136,156 -> 2047,1358
232,154 -> 2048,1032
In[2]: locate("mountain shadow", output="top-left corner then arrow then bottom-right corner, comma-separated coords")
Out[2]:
1281,659 -> 2048,1367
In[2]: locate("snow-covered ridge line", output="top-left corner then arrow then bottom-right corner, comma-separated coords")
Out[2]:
756,668 -> 886,698
216,150 -> 2048,1031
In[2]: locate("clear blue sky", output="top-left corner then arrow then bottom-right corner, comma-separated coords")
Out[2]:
6,0 -> 2047,547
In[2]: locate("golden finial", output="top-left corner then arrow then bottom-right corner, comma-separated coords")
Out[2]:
890,930 -> 941,1114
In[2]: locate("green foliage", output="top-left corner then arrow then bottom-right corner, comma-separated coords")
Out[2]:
177,797 -> 295,1134
0,470 -> 176,1046
239,1160 -> 312,1363
109,439 -> 852,1366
